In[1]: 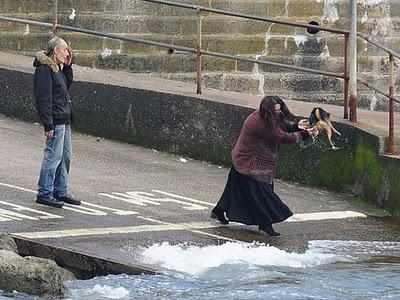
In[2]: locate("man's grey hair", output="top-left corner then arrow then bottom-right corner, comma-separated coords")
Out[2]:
46,36 -> 65,56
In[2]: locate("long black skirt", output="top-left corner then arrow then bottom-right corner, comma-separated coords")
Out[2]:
214,166 -> 293,226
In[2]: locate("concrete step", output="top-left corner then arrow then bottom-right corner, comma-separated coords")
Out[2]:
151,71 -> 395,111
0,0 -> 104,14
73,50 -> 396,91
151,71 -> 393,109
0,13 -> 319,36
72,50 -> 392,75
107,0 -> 326,17
5,47 -> 394,83
3,30 -> 398,59
2,0 -> 399,20
0,0 -> 325,17
3,11 -> 400,37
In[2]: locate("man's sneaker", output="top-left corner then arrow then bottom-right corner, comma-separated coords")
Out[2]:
36,196 -> 64,208
54,195 -> 81,205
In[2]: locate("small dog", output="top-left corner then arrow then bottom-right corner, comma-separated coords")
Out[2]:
308,107 -> 341,150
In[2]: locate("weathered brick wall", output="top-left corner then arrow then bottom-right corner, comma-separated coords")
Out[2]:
0,0 -> 399,111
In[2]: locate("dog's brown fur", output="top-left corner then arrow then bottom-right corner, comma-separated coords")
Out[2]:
309,107 -> 341,149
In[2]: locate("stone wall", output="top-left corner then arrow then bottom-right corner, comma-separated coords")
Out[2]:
0,0 -> 399,111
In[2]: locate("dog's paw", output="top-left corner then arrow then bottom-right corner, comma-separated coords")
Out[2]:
331,145 -> 340,150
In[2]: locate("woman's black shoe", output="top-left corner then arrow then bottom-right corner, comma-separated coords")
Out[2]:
210,208 -> 229,224
259,224 -> 281,236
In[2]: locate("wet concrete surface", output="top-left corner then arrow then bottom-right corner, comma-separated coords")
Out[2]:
1,115 -> 400,269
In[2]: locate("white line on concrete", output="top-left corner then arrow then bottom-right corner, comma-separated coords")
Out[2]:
0,201 -> 63,221
152,190 -> 214,206
0,182 -> 138,216
0,182 -> 36,193
286,211 -> 367,222
12,222 -> 219,239
13,211 -> 367,239
137,216 -> 238,242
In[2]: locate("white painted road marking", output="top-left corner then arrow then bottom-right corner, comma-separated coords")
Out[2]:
0,201 -> 63,221
1,181 -> 368,241
1,182 -> 212,214
99,191 -> 209,210
0,182 -> 138,217
13,211 -> 367,239
286,211 -> 367,222
152,190 -> 214,206
0,182 -> 37,193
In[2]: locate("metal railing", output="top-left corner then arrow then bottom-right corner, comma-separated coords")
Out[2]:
0,0 -> 398,154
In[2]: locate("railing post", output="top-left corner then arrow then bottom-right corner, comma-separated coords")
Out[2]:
53,0 -> 58,35
388,54 -> 397,154
343,33 -> 349,119
196,8 -> 203,94
349,0 -> 357,122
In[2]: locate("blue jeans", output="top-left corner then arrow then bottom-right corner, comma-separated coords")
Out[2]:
37,124 -> 72,199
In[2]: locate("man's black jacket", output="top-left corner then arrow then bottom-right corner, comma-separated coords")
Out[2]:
33,51 -> 73,131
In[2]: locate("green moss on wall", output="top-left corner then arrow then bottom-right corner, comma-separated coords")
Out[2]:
348,196 -> 390,216
354,139 -> 382,192
311,149 -> 354,190
388,163 -> 400,214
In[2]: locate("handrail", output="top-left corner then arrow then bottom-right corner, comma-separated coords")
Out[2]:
358,79 -> 400,104
0,16 -> 344,79
357,32 -> 400,60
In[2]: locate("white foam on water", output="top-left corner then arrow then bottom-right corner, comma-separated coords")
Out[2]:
140,241 -> 351,276
87,284 -> 130,299
308,240 -> 400,256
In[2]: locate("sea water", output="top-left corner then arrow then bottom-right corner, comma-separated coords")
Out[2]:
1,240 -> 400,299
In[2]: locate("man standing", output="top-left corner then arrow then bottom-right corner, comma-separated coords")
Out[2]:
33,36 -> 80,208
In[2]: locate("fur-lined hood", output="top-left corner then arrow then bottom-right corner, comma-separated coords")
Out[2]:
33,51 -> 59,73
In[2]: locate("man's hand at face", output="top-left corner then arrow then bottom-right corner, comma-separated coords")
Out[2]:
64,48 -> 73,66
44,130 -> 54,139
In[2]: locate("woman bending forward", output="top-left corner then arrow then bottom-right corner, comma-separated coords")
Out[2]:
210,95 -> 312,236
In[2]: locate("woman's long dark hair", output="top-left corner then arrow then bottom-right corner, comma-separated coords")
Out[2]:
259,95 -> 293,131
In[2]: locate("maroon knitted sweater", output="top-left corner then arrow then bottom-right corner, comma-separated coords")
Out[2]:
232,110 -> 309,183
